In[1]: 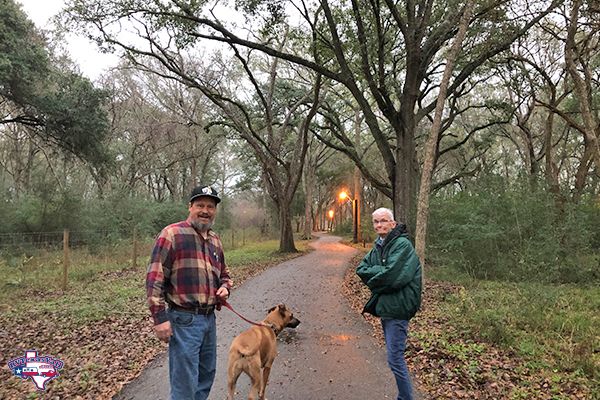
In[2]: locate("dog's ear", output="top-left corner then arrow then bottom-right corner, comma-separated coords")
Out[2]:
278,304 -> 287,316
267,305 -> 277,313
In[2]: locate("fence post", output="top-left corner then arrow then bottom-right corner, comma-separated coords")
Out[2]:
132,226 -> 138,269
62,229 -> 69,291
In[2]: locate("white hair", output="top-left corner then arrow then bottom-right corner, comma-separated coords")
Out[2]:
372,207 -> 394,221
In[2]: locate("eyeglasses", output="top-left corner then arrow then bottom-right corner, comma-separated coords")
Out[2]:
373,219 -> 392,225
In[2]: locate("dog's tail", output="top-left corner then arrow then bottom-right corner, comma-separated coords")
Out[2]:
228,347 -> 256,376
235,345 -> 257,358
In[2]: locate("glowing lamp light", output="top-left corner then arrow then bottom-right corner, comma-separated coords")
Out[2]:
337,189 -> 359,243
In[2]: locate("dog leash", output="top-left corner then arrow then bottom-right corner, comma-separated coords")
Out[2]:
220,300 -> 269,327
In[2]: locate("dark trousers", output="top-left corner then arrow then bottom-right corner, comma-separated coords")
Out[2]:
382,318 -> 413,400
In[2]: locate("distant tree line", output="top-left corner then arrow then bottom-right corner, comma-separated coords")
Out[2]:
0,0 -> 598,283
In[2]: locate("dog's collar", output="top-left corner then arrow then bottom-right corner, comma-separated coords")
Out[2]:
263,322 -> 281,335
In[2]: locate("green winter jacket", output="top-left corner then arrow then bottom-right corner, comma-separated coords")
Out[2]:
356,224 -> 422,320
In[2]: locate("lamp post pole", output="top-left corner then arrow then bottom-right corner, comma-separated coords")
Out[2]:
339,190 -> 360,244
328,209 -> 334,232
352,198 -> 358,243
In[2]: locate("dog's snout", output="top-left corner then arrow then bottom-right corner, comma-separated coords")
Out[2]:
287,317 -> 300,328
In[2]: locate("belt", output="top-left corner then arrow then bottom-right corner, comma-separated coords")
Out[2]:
169,303 -> 215,315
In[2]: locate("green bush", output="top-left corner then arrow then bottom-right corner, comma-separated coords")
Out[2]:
0,187 -> 263,255
0,191 -> 187,248
428,177 -> 600,284
333,219 -> 353,235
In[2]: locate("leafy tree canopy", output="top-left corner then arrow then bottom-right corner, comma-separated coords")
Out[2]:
0,0 -> 110,166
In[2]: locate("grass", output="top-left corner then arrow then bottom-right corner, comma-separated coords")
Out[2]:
226,239 -> 308,266
0,235 -> 310,322
428,266 -> 600,392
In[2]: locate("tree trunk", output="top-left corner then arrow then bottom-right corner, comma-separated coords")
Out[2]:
565,0 -> 600,177
279,204 -> 297,252
314,199 -> 323,231
260,173 -> 271,235
303,150 -> 316,240
353,108 -> 362,241
415,1 -> 474,270
573,148 -> 594,203
393,132 -> 418,227
393,72 -> 420,227
543,103 -> 563,209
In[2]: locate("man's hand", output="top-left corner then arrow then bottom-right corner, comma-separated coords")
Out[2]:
216,287 -> 230,310
153,321 -> 172,343
216,287 -> 230,302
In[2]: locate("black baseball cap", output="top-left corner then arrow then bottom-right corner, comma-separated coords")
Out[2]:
189,185 -> 221,204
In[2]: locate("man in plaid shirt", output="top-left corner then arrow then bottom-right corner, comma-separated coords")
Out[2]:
146,185 -> 233,400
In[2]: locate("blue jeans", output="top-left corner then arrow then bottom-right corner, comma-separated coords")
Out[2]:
167,310 -> 217,400
382,319 -> 413,400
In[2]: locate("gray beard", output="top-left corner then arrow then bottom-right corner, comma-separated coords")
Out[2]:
191,220 -> 213,232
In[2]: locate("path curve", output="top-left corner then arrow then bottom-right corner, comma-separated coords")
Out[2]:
115,234 -> 397,400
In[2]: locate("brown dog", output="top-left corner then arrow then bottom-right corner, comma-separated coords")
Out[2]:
226,304 -> 300,400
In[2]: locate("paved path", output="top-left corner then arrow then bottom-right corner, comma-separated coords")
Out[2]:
115,234 -> 398,400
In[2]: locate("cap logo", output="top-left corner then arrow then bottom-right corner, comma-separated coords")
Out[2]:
189,184 -> 220,203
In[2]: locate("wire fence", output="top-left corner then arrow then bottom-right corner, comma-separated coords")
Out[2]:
0,228 -> 145,291
0,227 -> 277,267
0,229 -> 135,251
0,226 -> 276,292
0,225 -> 274,254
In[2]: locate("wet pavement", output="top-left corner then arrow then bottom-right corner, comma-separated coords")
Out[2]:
114,234 -> 400,400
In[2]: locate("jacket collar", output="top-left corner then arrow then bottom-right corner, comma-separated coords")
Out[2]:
377,223 -> 408,248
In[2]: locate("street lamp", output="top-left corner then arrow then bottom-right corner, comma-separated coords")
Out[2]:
327,209 -> 334,231
338,190 -> 360,243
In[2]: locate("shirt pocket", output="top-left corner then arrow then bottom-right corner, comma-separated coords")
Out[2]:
209,250 -> 223,274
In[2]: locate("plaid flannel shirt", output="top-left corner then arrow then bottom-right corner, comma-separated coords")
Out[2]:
146,220 -> 233,325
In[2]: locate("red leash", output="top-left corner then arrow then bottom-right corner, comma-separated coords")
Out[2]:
220,300 -> 268,327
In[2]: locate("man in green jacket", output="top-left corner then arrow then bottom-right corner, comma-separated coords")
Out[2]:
356,207 -> 422,400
